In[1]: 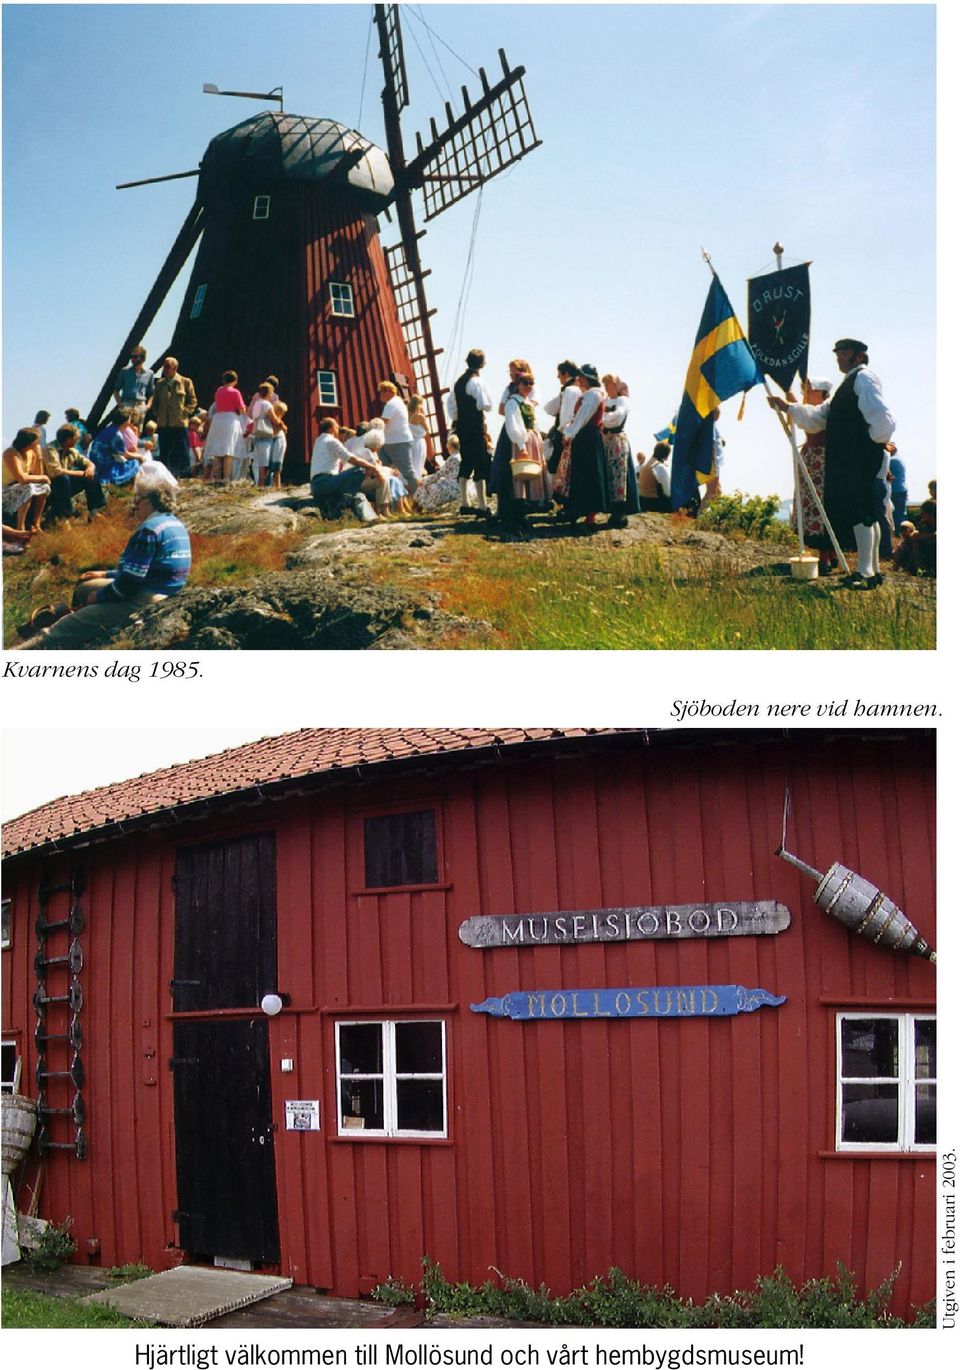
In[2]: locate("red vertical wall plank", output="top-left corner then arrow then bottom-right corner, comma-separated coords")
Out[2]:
131,843 -> 166,1266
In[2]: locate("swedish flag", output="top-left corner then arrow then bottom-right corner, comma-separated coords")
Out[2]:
671,273 -> 764,509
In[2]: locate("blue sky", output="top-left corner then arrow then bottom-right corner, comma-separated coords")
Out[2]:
2,2 -> 936,499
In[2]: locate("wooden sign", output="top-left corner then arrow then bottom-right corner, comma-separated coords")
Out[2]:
459,901 -> 789,949
471,984 -> 786,1021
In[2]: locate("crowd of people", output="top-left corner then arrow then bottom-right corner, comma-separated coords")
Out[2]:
3,335 -> 935,644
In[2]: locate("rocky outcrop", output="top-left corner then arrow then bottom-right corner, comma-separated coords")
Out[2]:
118,569 -> 486,651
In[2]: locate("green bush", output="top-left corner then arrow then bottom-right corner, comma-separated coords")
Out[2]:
376,1257 -> 930,1328
696,491 -> 794,543
370,1276 -> 415,1306
23,1217 -> 76,1273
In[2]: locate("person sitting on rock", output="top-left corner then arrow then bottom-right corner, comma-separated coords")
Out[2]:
16,467 -> 191,649
309,417 -> 388,524
43,423 -> 107,522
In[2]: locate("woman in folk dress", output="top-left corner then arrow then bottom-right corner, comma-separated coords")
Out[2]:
554,364 -> 609,525
792,377 -> 836,573
491,373 -> 549,527
600,373 -> 640,528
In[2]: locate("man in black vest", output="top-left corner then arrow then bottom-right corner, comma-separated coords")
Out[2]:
769,338 -> 895,587
446,348 -> 493,515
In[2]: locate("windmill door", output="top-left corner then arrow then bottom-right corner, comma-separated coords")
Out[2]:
171,835 -> 280,1264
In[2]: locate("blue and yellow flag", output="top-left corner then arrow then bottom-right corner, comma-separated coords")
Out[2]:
671,273 -> 764,509
654,414 -> 677,445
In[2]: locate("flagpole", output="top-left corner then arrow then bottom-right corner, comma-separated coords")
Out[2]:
773,242 -> 806,558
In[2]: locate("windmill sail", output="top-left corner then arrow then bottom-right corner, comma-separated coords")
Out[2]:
406,51 -> 541,221
375,5 -> 541,446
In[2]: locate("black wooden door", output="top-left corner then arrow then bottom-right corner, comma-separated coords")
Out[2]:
172,1018 -> 280,1263
173,834 -> 277,1012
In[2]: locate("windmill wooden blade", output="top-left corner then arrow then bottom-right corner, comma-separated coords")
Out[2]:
377,3 -> 410,114
404,50 -> 541,221
86,198 -> 206,431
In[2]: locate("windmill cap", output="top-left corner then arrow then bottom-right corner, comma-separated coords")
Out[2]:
200,112 -> 394,209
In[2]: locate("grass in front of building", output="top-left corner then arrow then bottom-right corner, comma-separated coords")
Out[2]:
380,536 -> 935,650
1,1287 -> 154,1328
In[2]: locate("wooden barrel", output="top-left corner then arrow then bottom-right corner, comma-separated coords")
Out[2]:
814,862 -> 936,962
1,1094 -> 38,1175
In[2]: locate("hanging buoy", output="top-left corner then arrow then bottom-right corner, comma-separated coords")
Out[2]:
776,845 -> 935,963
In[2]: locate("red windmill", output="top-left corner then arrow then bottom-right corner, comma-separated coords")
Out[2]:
87,5 -> 541,480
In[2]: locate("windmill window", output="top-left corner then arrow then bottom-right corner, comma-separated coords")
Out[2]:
1,898 -> 10,950
363,808 -> 439,890
329,282 -> 355,318
836,1012 -> 936,1152
336,1020 -> 447,1138
252,195 -> 271,220
316,371 -> 339,407
189,284 -> 207,320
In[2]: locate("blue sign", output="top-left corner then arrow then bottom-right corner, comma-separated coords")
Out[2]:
470,984 -> 785,1021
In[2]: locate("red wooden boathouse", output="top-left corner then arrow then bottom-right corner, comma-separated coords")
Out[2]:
1,727 -> 936,1315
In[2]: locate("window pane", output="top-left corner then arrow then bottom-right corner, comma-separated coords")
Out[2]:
841,1083 -> 899,1143
915,1084 -> 936,1145
396,1021 -> 442,1074
1,1043 -> 17,1093
915,1020 -> 936,1079
397,1079 -> 443,1132
339,1023 -> 383,1075
341,1078 -> 384,1131
364,810 -> 438,888
841,1018 -> 898,1078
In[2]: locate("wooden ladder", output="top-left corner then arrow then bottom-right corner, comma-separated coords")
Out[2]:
33,869 -> 87,1159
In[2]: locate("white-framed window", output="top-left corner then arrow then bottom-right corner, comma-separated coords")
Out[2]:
1,1039 -> 21,1095
329,281 -> 355,318
836,1012 -> 936,1151
1,897 -> 10,950
336,1019 -> 446,1138
253,195 -> 271,220
189,284 -> 207,320
316,370 -> 338,407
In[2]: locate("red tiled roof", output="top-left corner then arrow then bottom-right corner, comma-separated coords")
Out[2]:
2,727 -> 629,860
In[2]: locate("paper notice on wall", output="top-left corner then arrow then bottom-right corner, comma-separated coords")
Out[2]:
284,1100 -> 320,1131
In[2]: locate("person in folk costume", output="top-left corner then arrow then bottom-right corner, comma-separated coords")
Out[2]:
769,337 -> 895,588
416,433 -> 461,514
600,373 -> 640,528
542,360 -> 580,475
498,358 -> 536,415
446,347 -> 494,516
489,372 -> 549,531
554,363 -> 609,525
789,377 -> 836,574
